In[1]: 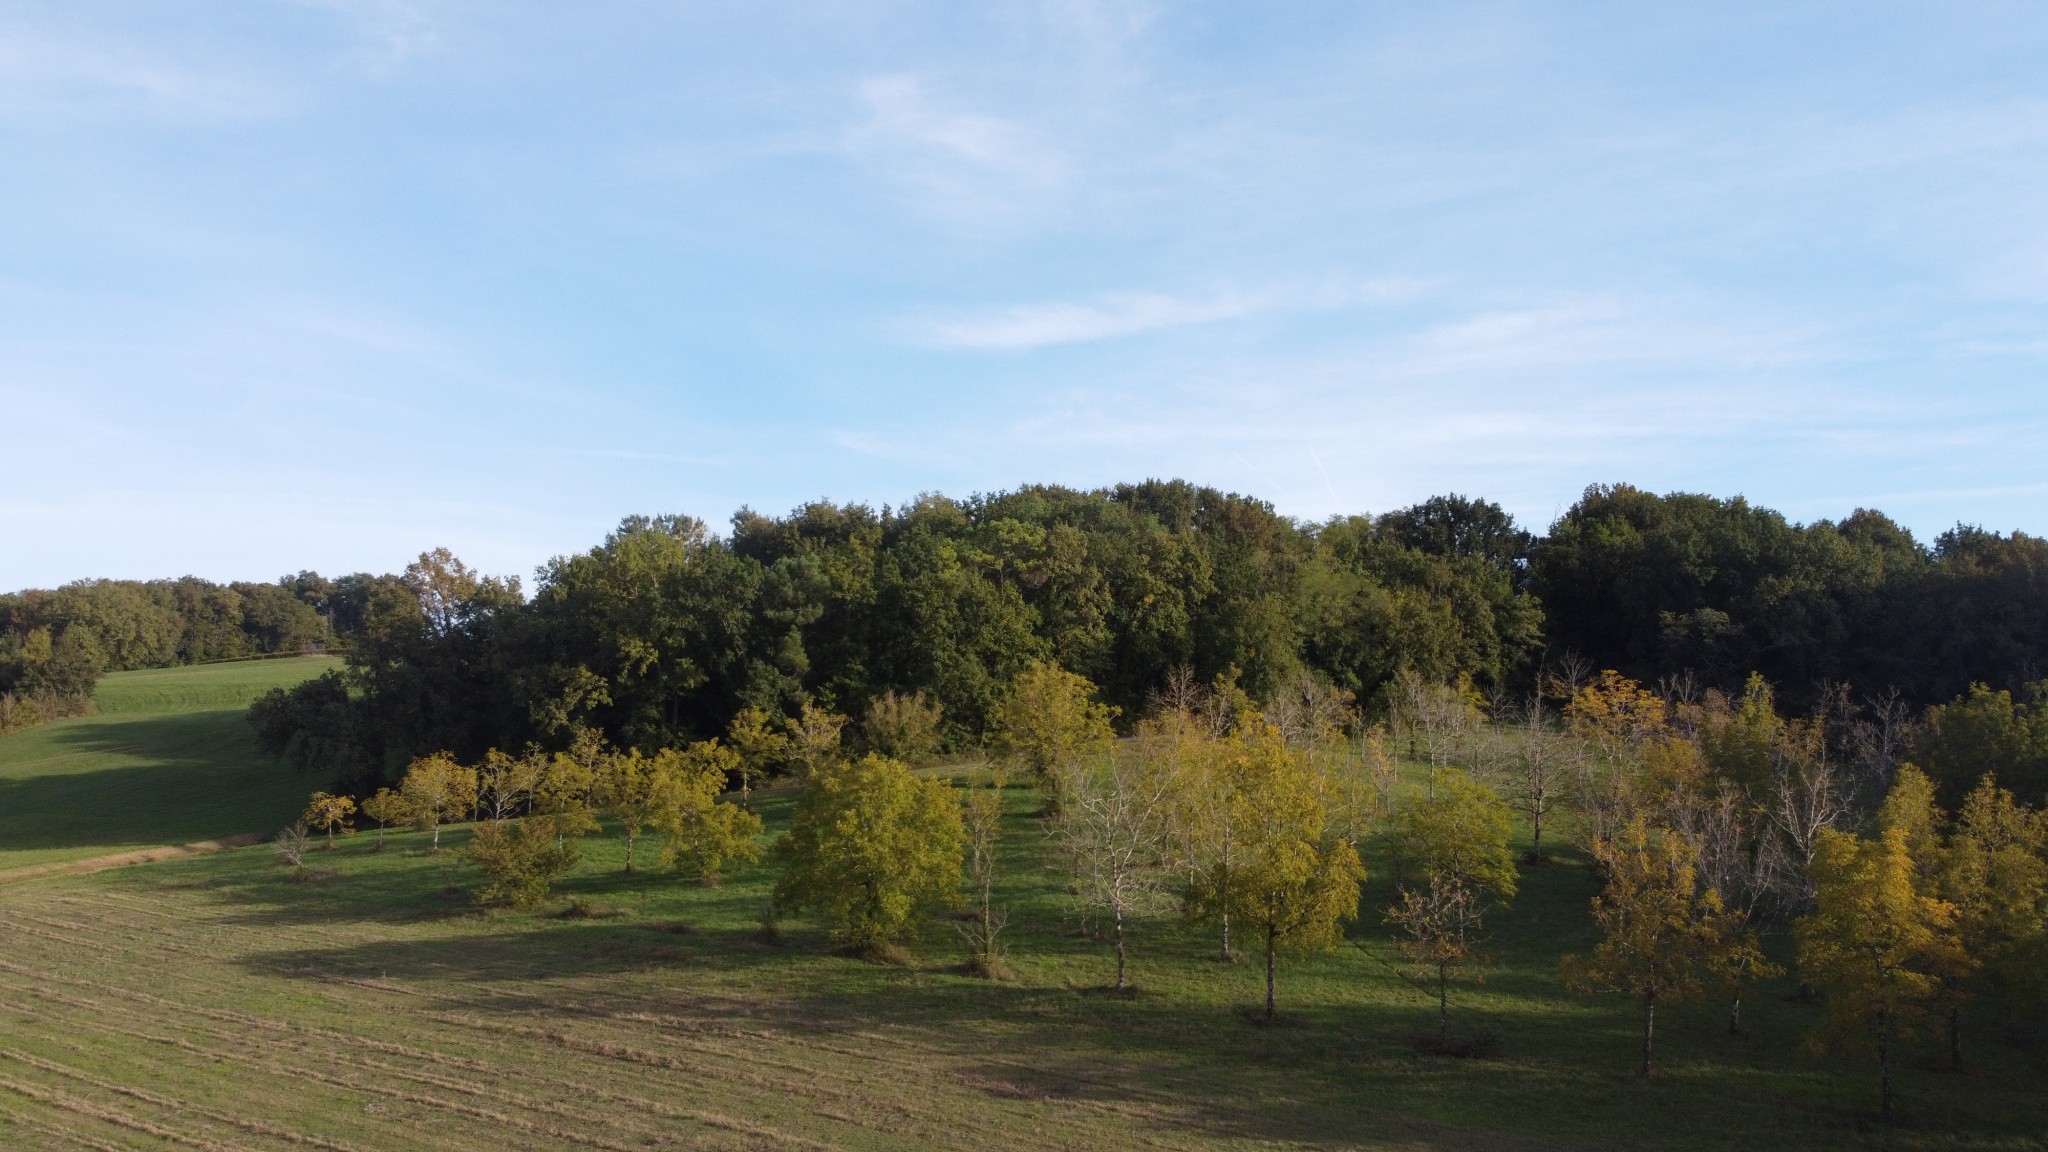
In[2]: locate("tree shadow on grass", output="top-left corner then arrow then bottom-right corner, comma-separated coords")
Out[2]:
0,711 -> 310,856
220,880 -> 1958,1152
187,829 -> 2048,1152
237,914 -> 1593,1150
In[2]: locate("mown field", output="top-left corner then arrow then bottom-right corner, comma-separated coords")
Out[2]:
1,660 -> 2045,1150
4,782 -> 2047,1150
0,656 -> 341,871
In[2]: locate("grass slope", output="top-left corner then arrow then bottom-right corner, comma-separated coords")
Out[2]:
1,775 -> 2042,1151
0,656 -> 341,871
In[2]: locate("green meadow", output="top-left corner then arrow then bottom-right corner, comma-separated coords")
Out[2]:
0,656 -> 340,871
1,661 -> 2044,1150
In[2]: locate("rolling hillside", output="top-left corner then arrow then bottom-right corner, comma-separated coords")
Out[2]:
0,657 -> 341,872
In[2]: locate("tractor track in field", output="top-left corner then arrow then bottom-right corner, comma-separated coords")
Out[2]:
0,1073 -> 253,1152
0,914 -> 1200,1152
0,835 -> 268,887
0,1046 -> 365,1152
0,989 -> 832,1152
0,1097 -> 143,1152
0,897 -> 1196,1131
1,879 -> 1337,1152
0,977 -> 824,1152
40,893 -> 1206,1127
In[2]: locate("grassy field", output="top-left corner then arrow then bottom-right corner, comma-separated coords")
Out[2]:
0,656 -> 342,871
2,769 -> 2044,1151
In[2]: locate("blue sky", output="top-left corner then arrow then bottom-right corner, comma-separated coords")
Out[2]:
4,1 -> 2047,589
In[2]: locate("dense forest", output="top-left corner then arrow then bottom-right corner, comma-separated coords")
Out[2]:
6,480 -> 2047,793
0,572 -> 341,730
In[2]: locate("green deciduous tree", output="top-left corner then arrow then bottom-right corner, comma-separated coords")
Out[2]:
774,752 -> 965,951
991,661 -> 1117,794
1910,683 -> 2048,808
467,815 -> 583,907
655,741 -> 764,883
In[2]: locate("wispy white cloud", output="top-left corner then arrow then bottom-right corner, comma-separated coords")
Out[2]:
906,278 -> 1421,350
911,289 -> 1267,349
0,21 -> 294,123
846,74 -> 1067,219
1388,296 -> 1821,376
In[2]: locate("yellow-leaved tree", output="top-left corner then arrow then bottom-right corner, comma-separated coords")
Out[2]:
863,690 -> 945,764
398,752 -> 477,853
1796,824 -> 1960,1121
594,746 -> 681,875
302,792 -> 356,850
1946,775 -> 2048,1045
477,746 -> 546,822
990,661 -> 1117,800
774,752 -> 964,953
725,706 -> 789,809
1561,817 -> 1763,1076
655,741 -> 764,884
1187,721 -> 1364,1021
360,787 -> 411,850
536,730 -> 604,845
783,702 -> 849,777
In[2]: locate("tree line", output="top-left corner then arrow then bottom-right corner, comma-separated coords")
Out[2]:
235,480 -> 2048,792
0,573 -> 370,733
287,658 -> 2048,1121
7,478 -> 2045,750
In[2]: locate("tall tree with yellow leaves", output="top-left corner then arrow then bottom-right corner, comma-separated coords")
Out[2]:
1186,721 -> 1364,1021
1390,771 -> 1518,1039
725,706 -> 789,809
1935,774 -> 2047,1068
1796,825 -> 1960,1120
595,747 -> 681,875
784,701 -> 849,777
399,752 -> 477,853
360,787 -> 411,850
1562,818 -> 1757,1076
477,747 -> 546,821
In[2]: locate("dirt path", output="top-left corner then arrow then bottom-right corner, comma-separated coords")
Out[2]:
0,833 -> 266,886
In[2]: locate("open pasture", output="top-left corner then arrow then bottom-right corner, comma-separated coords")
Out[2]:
2,779 -> 2043,1152
0,656 -> 341,872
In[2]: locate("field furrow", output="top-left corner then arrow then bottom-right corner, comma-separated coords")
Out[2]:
0,889 -> 1223,1152
0,892 -> 1229,1152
